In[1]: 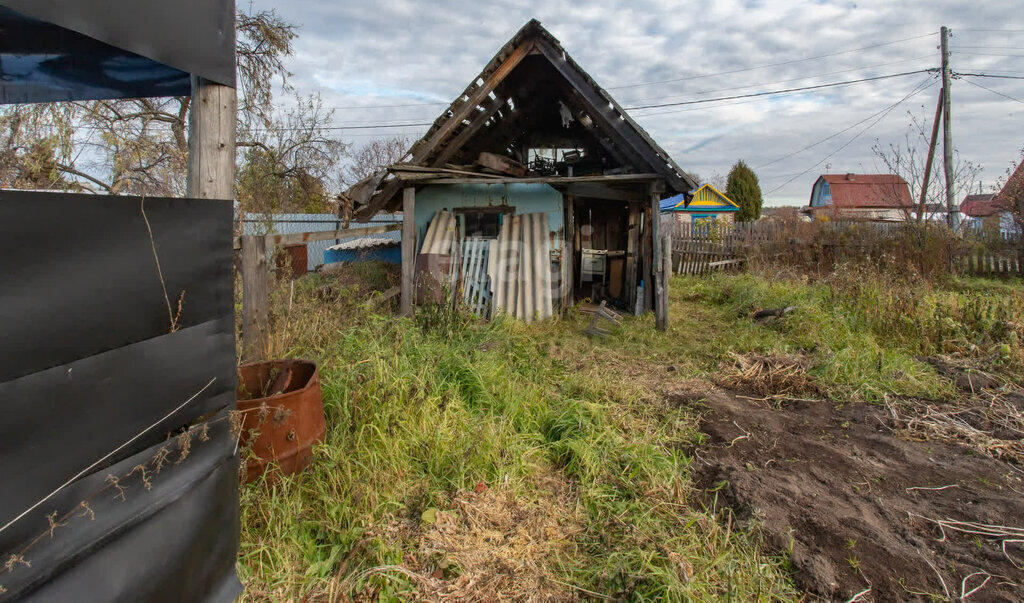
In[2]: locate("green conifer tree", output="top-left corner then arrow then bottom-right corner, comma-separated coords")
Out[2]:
725,160 -> 763,222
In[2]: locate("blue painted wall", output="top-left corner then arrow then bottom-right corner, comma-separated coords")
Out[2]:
413,183 -> 564,251
810,177 -> 832,207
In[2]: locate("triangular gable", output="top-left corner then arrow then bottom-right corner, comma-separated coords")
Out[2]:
352,19 -> 697,219
671,184 -> 738,211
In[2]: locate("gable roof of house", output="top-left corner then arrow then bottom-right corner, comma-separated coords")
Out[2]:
350,19 -> 697,219
993,161 -> 1024,213
960,193 -> 1002,217
812,174 -> 913,208
660,184 -> 738,212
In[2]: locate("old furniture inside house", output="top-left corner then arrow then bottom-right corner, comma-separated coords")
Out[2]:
341,19 -> 697,323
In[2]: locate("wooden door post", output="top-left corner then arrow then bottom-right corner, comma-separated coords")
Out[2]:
240,235 -> 269,360
401,187 -> 416,316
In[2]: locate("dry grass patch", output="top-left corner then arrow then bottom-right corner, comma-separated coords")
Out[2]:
719,352 -> 821,399
353,480 -> 583,602
886,391 -> 1024,466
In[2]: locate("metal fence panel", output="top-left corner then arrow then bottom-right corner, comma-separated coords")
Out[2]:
241,213 -> 401,271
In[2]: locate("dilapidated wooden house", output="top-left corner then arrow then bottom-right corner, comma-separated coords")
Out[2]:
344,19 -> 696,322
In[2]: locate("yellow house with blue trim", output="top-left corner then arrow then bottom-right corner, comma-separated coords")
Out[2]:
659,184 -> 739,228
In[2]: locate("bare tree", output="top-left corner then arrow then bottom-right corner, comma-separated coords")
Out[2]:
238,95 -> 344,214
341,136 -> 410,186
872,110 -> 981,223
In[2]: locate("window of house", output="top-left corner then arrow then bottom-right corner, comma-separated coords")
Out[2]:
462,211 -> 502,238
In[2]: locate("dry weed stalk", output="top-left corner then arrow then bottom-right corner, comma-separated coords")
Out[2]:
175,430 -> 192,463
721,352 -> 819,399
886,393 -> 1024,466
3,555 -> 29,572
105,475 -> 126,501
140,197 -> 181,333
909,512 -> 1024,574
128,464 -> 152,490
0,378 -> 216,538
0,411 -> 229,581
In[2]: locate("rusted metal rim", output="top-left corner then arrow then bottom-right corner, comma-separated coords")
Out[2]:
236,358 -> 326,484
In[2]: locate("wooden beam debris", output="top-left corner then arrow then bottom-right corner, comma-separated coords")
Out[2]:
398,173 -> 662,186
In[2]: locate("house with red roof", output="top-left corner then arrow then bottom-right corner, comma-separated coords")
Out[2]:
962,161 -> 1023,235
802,173 -> 914,222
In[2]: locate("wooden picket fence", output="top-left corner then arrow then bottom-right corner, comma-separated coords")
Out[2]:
672,236 -> 743,275
669,220 -> 1024,278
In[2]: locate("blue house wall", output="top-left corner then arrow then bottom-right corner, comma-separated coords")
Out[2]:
810,177 -> 833,207
413,183 -> 564,252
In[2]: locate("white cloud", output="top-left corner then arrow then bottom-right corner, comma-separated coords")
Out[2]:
251,0 -> 1024,204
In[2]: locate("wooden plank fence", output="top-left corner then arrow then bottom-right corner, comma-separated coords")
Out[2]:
669,220 -> 1024,277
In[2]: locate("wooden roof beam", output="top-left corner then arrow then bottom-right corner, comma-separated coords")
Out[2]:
533,39 -> 688,192
430,94 -> 512,167
410,40 -> 535,165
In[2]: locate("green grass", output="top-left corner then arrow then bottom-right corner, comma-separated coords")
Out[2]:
238,266 -> 1023,600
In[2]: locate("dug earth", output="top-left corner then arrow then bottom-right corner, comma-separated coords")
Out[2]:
692,388 -> 1024,601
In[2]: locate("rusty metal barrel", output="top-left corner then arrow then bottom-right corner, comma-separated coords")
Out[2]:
236,359 -> 325,484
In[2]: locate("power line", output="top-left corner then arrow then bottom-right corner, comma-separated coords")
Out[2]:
956,29 -> 1024,33
961,77 -> 1024,104
765,77 -> 937,195
954,72 -> 1024,80
624,70 -> 934,111
951,46 -> 1024,50
953,51 -> 1024,58
257,69 -> 938,131
606,32 -> 937,91
617,55 -> 933,106
311,32 -> 939,111
754,78 -> 937,170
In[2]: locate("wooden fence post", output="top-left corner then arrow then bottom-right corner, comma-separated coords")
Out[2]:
240,235 -> 269,360
400,187 -> 416,316
656,235 -> 671,331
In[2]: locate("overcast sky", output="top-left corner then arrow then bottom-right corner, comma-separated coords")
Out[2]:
250,0 -> 1022,206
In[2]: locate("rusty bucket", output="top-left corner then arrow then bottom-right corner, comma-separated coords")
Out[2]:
236,359 -> 325,484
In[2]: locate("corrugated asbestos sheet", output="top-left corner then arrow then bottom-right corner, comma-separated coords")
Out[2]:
421,210 -> 457,255
490,213 -> 553,323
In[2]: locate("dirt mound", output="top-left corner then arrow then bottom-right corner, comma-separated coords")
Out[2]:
694,389 -> 1024,602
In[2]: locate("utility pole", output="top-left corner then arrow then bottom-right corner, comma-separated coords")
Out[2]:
940,26 -> 960,229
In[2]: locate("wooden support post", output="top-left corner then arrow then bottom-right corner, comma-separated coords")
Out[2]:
401,187 -> 416,316
186,77 -> 236,200
240,235 -> 269,360
648,181 -> 662,316
641,204 -> 653,313
656,235 -> 671,331
626,203 -> 639,311
564,195 -> 575,309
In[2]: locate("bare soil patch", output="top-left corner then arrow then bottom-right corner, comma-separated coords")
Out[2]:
693,388 -> 1024,602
